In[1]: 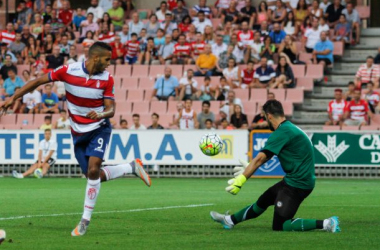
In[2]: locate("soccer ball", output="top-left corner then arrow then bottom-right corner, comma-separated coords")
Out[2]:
0,229 -> 6,244
34,168 -> 43,179
199,133 -> 224,156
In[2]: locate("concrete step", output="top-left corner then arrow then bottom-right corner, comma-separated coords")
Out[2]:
291,117 -> 327,125
315,81 -> 348,87
349,44 -> 378,50
333,62 -> 361,71
361,28 -> 380,37
330,69 -> 356,75
329,75 -> 355,83
293,110 -> 328,119
357,37 -> 380,46
297,124 -> 323,130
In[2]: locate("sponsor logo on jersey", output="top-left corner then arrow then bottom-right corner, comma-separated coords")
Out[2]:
96,80 -> 100,88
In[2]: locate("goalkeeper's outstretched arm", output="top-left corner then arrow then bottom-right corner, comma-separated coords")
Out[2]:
242,152 -> 269,179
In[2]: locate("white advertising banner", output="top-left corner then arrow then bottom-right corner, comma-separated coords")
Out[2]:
0,130 -> 248,165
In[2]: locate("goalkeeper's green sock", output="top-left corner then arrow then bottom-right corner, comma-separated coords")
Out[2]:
230,203 -> 266,225
283,219 -> 324,231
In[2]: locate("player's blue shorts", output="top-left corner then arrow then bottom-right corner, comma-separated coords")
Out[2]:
72,121 -> 112,174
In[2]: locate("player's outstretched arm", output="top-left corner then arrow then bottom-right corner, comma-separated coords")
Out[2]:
0,74 -> 51,116
86,98 -> 115,120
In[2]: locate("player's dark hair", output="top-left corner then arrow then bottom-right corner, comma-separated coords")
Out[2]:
152,112 -> 159,118
132,114 -> 140,118
263,100 -> 285,117
45,129 -> 52,133
202,100 -> 211,107
44,116 -> 52,120
89,42 -> 112,57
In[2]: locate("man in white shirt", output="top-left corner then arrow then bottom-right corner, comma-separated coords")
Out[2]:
342,2 -> 361,44
179,69 -> 198,100
160,13 -> 178,35
220,90 -> 244,118
230,34 -> 245,63
128,13 -> 145,37
303,18 -> 321,53
212,35 -> 228,58
284,0 -> 311,10
80,13 -> 99,39
118,24 -> 130,44
246,31 -> 263,63
130,114 -> 147,130
99,0 -> 113,12
22,89 -> 41,114
87,0 -> 104,23
13,129 -> 57,179
192,11 -> 212,34
155,1 -> 172,21
158,34 -> 175,65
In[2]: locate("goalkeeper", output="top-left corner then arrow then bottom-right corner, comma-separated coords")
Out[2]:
210,100 -> 340,233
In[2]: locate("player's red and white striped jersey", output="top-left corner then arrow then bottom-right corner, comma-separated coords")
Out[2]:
174,43 -> 192,58
125,40 -> 140,58
49,62 -> 114,134
328,99 -> 346,121
98,32 -> 115,43
237,30 -> 254,46
344,99 -> 369,121
1,30 -> 16,45
191,41 -> 205,56
364,91 -> 380,107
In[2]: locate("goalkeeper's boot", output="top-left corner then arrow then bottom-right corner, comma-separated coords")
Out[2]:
132,159 -> 151,187
71,219 -> 89,237
325,216 -> 341,233
210,211 -> 234,229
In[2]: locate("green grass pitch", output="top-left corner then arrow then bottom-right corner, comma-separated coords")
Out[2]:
1,178 -> 379,250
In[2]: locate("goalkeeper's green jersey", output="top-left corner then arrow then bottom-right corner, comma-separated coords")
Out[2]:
263,120 -> 316,189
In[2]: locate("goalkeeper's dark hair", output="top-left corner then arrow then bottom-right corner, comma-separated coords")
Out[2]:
89,42 -> 112,57
263,100 -> 285,118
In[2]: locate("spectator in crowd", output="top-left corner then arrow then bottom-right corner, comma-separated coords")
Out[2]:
237,21 -> 254,47
197,76 -> 216,101
30,13 -> 44,38
278,35 -> 298,64
21,88 -> 41,114
220,90 -> 244,118
40,115 -> 53,130
20,25 -> 34,47
110,35 -> 124,64
342,2 -> 361,44
230,104 -> 248,129
272,56 -> 296,89
128,12 -> 145,37
138,37 -> 159,65
58,34 -> 70,57
172,34 -> 192,64
212,35 -> 227,59
294,0 -> 310,27
364,82 -> 380,114
239,61 -> 255,89
246,31 -> 263,63
158,34 -> 175,65
251,106 -> 269,130
54,109 -> 70,129
218,44 -> 236,71
221,1 -> 239,25
41,5 -> 53,24
58,0 -> 73,27
177,99 -> 199,129
172,28 -> 181,42
325,0 -> 345,28
186,24 -> 197,42
355,56 -> 379,89
99,0 -> 113,12
256,1 -> 270,27
3,69 -> 24,98
220,117 -> 234,130
272,0 -> 287,24
343,88 -> 372,127
230,33 -> 245,64
195,44 -> 217,76
107,0 -> 124,31
269,22 -> 287,48
119,119 -> 128,129
303,18 -> 321,53
160,13 -> 178,35
192,11 -> 212,34
253,57 -> 276,88
240,0 -> 256,28
320,0 -> 331,13
80,13 -> 99,40
268,91 -> 276,100
87,0 -> 104,23
98,22 -> 115,43
124,33 -> 140,65
179,69 -> 198,100
325,88 -> 346,126
1,23 -> 16,46
0,55 -> 17,80
215,76 -> 230,100
148,113 -> 165,129
312,31 -> 334,70
259,36 -> 276,64
145,14 -> 160,38
173,0 -> 189,23
190,32 -> 205,61
197,100 -> 215,129
344,81 -> 355,101
46,46 -> 65,69
82,31 -> 96,47
12,129 -> 57,179
334,14 -> 351,45
204,118 -> 214,129
192,0 -> 212,18
10,33 -> 26,57
22,36 -> 39,64
78,46 -> 90,62
223,58 -> 241,88
118,24 -> 130,44
282,10 -> 298,37
151,67 -> 179,101
120,0 -> 135,18
17,1 -> 33,28
310,0 -> 323,19
41,84 -> 59,114
179,15 -> 192,34
130,114 -> 147,130
156,1 -> 172,22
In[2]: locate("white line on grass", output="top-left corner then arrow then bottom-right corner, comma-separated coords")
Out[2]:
0,203 -> 215,221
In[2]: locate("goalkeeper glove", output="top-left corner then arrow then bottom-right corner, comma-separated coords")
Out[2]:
225,174 -> 247,195
233,159 -> 250,177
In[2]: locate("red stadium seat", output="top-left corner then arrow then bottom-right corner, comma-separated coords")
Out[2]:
144,89 -> 154,101
242,100 -> 257,115
271,89 -> 285,102
291,65 -> 305,78
158,114 -> 174,128
282,102 -> 293,116
121,77 -> 139,89
361,125 -> 379,131
139,77 -> 156,90
33,114 -> 49,127
115,65 -> 132,77
251,89 -> 267,103
306,64 -> 323,79
76,44 -> 84,55
139,114 -> 151,127
16,114 -> 34,126
323,126 -> 340,131
233,89 -> 250,101
356,6 -> 370,19
115,101 -> 133,114
132,65 -> 149,77
286,89 -> 304,104
168,101 -> 183,115
149,65 -> 165,78
20,124 -> 38,130
183,65 -> 197,74
113,76 -> 123,89
127,89 -> 144,101
114,89 -> 127,101
371,114 -> 380,125
150,101 -> 167,114
0,114 -> 16,127
192,101 -> 202,112
132,101 -> 150,114
298,52 -> 313,64
296,77 -> 314,91
333,42 -> 344,56
341,126 -> 360,131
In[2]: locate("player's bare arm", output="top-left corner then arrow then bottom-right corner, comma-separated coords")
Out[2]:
86,98 -> 115,120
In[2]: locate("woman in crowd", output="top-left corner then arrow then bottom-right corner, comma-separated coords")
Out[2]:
30,13 -> 44,38
179,15 -> 192,34
310,0 -> 323,19
203,26 -> 214,44
145,14 -> 160,38
260,36 -> 276,64
23,36 -> 39,64
256,1 -> 270,29
272,56 -> 296,89
294,0 -> 309,28
82,31 -> 95,47
230,104 -> 248,129
99,13 -> 115,33
40,33 -> 54,54
223,58 -> 241,89
272,0 -> 287,24
282,11 -> 298,38
186,24 -> 197,42
278,35 -> 298,64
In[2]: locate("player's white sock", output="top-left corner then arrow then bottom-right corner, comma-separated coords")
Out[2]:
225,215 -> 234,225
82,178 -> 101,221
101,163 -> 134,181
323,219 -> 329,230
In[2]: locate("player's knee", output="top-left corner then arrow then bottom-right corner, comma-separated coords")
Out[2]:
87,166 -> 100,179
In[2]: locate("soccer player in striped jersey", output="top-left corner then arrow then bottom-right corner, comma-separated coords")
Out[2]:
0,42 -> 151,236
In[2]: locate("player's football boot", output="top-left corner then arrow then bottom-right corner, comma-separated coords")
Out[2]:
132,159 -> 151,187
71,220 -> 89,237
325,216 -> 341,233
34,168 -> 43,179
12,170 -> 23,179
210,211 -> 234,229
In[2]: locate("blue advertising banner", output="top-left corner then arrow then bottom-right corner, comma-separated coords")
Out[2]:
250,130 -> 285,177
